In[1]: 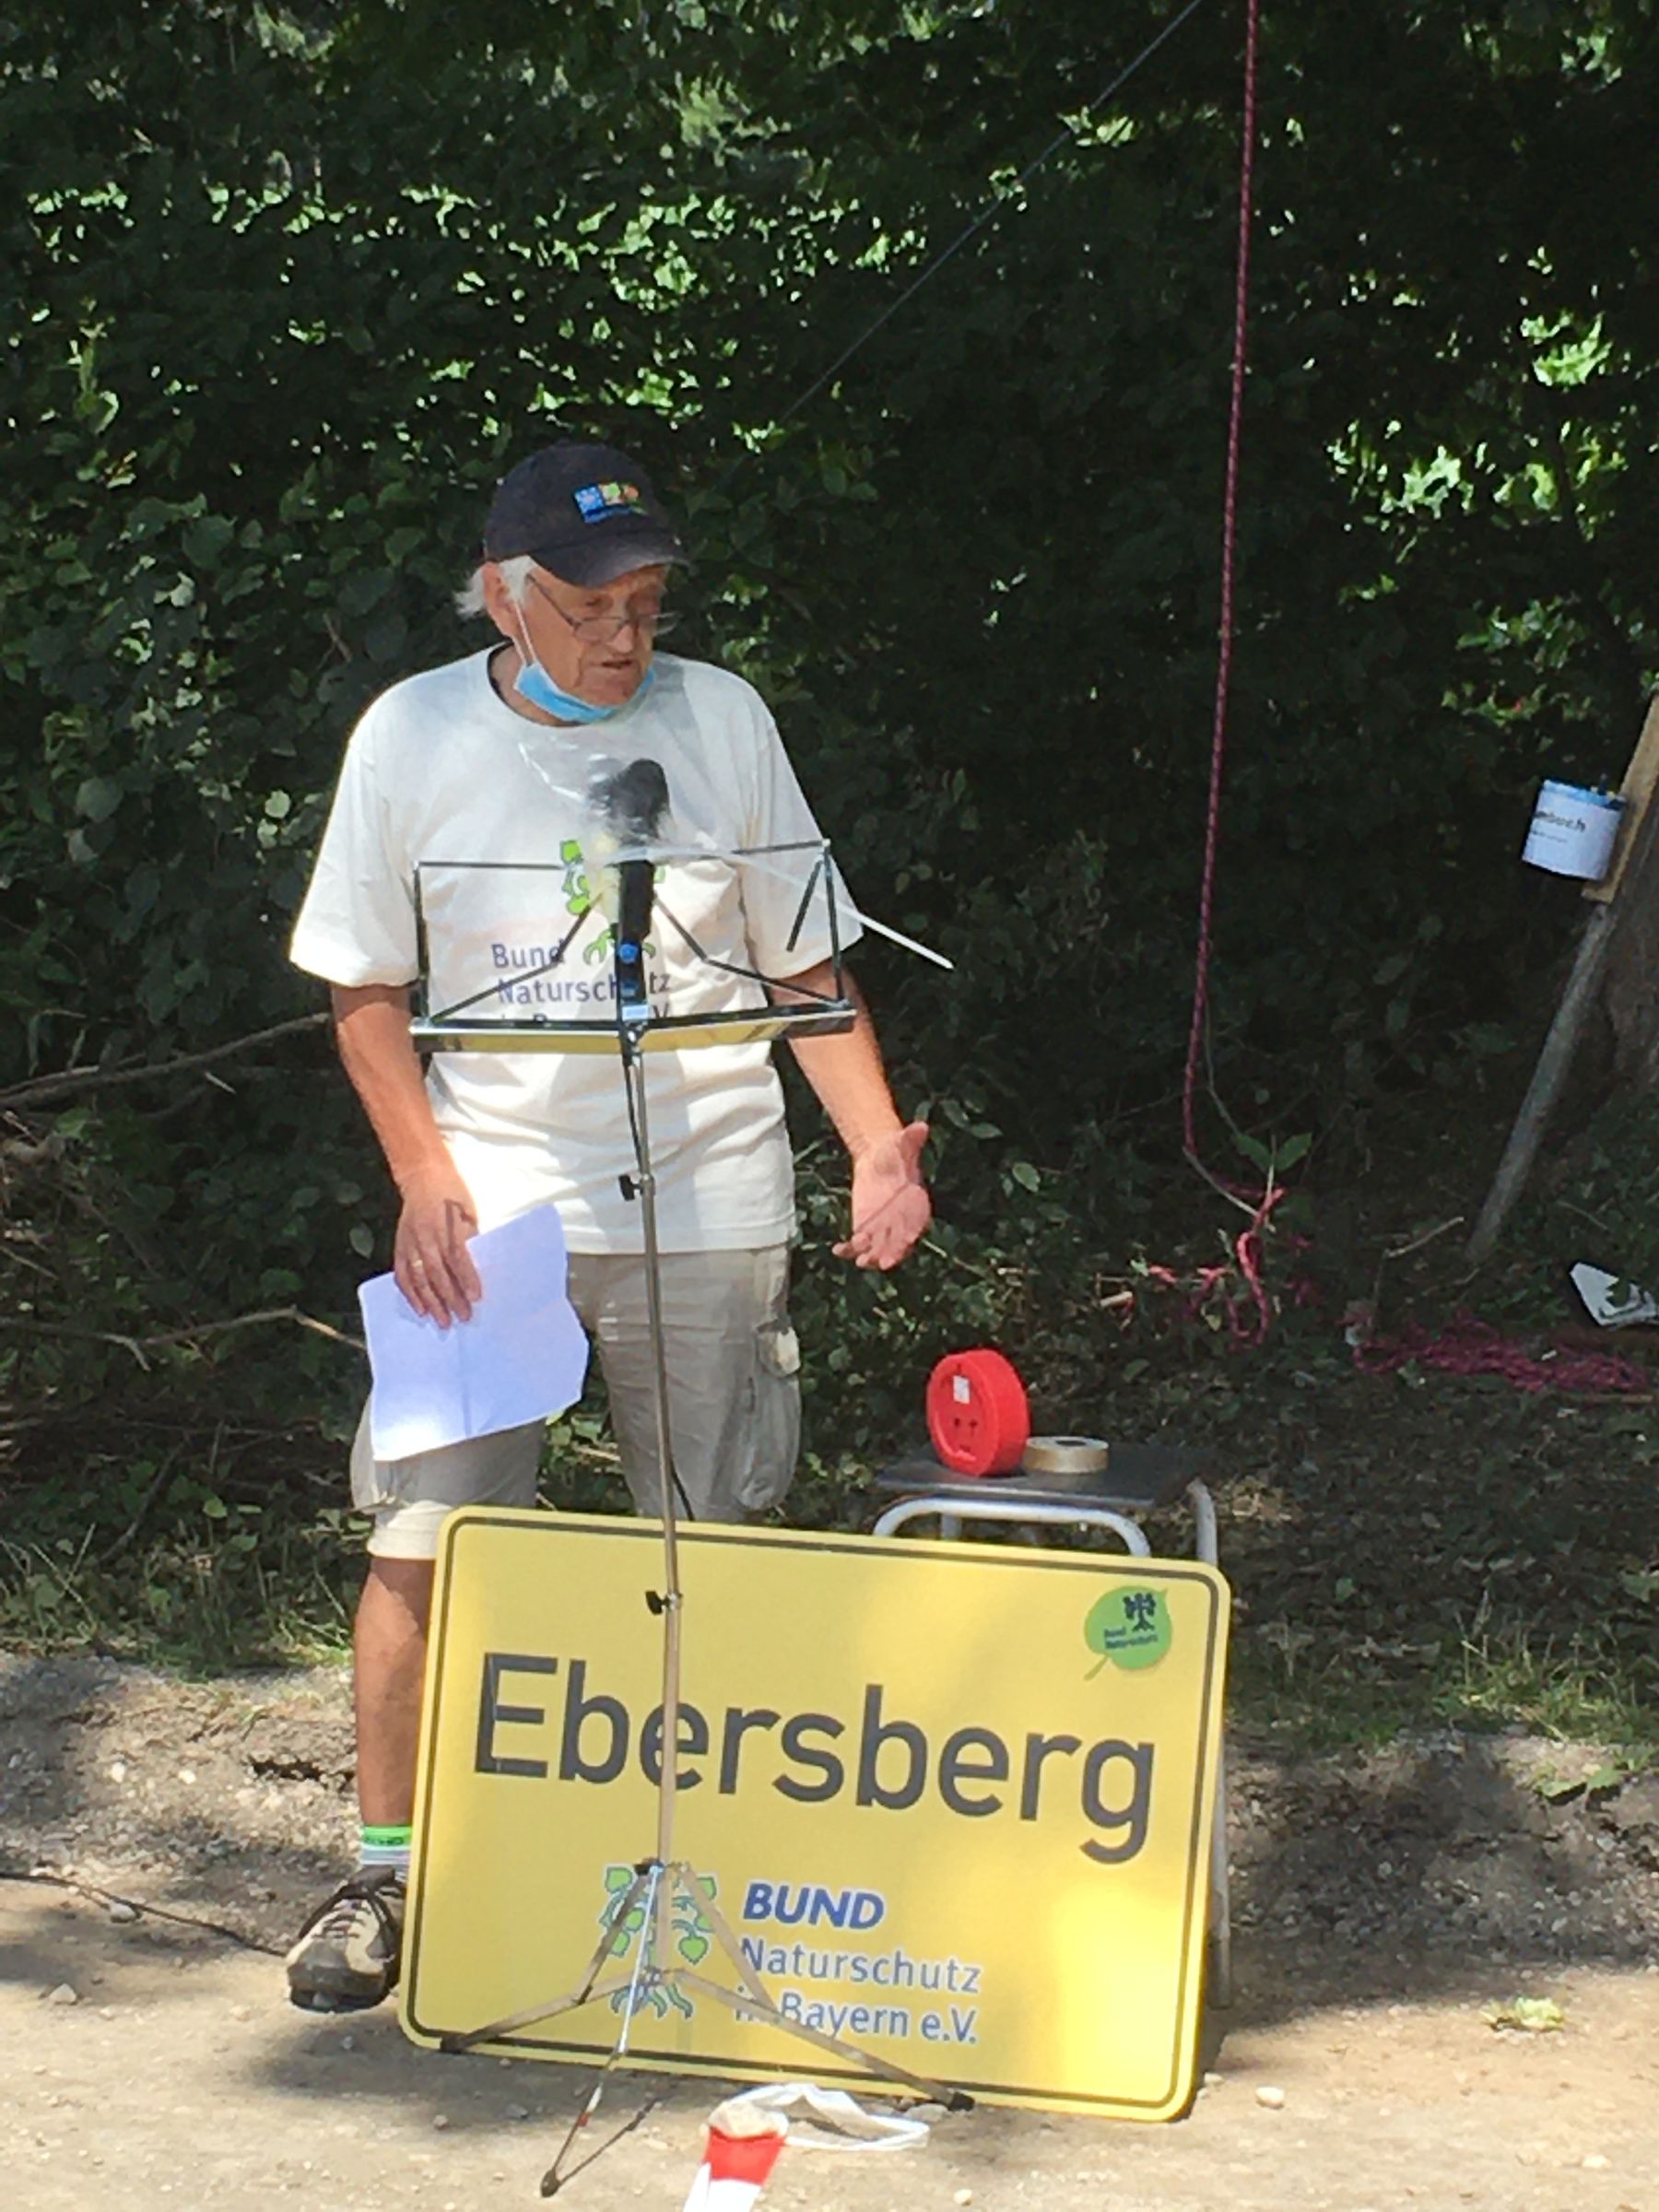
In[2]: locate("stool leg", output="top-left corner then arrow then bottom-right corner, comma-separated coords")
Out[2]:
1188,1479 -> 1218,1568
1186,1478 -> 1232,2004
1207,1735 -> 1233,2008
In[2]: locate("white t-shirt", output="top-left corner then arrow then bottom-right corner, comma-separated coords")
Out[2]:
289,649 -> 859,1253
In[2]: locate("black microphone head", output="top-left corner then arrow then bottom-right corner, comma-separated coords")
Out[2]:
591,757 -> 670,844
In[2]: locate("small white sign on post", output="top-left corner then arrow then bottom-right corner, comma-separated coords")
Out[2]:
1522,780 -> 1623,881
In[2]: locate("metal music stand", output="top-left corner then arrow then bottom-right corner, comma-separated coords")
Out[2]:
411,841 -> 969,2195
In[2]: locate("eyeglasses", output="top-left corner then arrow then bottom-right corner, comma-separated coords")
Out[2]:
527,573 -> 681,644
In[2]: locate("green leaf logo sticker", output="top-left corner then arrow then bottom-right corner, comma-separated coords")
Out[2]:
1084,1587 -> 1171,1676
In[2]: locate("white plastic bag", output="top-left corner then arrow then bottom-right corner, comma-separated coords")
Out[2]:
714,2082 -> 931,2153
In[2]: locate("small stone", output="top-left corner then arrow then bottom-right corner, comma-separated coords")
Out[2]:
1255,2085 -> 1286,2109
1583,2154 -> 1611,2171
1203,2070 -> 1223,2088
99,2007 -> 117,2020
229,2005 -> 252,2022
109,1762 -> 127,1783
953,2193 -> 974,2207
107,1902 -> 138,1924
505,2104 -> 530,2122
339,2035 -> 356,2052
178,1768 -> 196,1785
46,1983 -> 78,2006
432,2114 -> 451,2131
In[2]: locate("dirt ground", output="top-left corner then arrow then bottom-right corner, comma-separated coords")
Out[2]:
3,1653 -> 1657,2212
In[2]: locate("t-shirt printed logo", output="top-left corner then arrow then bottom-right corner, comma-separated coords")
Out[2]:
559,838 -> 613,965
573,479 -> 646,523
487,851 -> 667,1003
559,839 -> 594,921
559,838 -> 655,968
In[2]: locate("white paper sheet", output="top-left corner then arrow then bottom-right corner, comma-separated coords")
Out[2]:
359,1205 -> 590,1461
1569,1260 -> 1659,1329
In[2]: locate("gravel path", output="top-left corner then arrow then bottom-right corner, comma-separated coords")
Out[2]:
4,1655 -> 1657,2210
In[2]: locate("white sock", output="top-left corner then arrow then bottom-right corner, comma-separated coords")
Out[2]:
358,1825 -> 412,1877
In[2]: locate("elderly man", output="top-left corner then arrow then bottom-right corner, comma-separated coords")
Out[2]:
283,441 -> 930,2012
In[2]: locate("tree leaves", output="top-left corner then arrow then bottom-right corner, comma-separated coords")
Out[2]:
6,0 -> 1659,1378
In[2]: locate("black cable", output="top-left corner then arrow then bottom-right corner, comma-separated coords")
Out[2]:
652,900 -> 842,1004
718,0 -> 1211,476
0,1865 -> 286,1957
428,911 -> 587,1025
784,856 -> 824,957
542,2088 -> 668,2197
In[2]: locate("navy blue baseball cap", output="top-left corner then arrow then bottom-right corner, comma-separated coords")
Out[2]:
483,441 -> 684,587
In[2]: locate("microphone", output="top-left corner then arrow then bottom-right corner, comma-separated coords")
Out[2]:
590,759 -> 669,1021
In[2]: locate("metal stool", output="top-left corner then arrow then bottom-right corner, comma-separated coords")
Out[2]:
869,1447 -> 1232,2008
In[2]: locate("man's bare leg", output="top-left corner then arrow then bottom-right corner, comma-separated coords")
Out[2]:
286,1554 -> 433,2009
354,1557 -> 435,1827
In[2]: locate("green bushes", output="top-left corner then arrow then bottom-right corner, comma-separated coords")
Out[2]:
5,4 -> 1659,1662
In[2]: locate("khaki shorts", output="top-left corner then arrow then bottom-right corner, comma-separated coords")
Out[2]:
351,1245 -> 800,1559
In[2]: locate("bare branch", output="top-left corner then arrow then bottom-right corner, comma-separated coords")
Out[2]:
1369,1214 -> 1470,1320
0,1012 -> 330,1112
1383,1214 -> 1465,1262
0,1305 -> 365,1368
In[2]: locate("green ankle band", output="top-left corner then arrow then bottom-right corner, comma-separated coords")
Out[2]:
361,1824 -> 413,1847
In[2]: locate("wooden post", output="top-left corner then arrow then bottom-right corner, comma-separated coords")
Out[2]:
1465,903 -> 1620,1265
1582,692 -> 1659,908
1466,696 -> 1659,1266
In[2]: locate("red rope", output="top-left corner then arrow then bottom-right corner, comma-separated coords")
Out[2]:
1150,6 -> 1648,1396
1182,0 -> 1262,1169
1353,1312 -> 1652,1397
1144,1236 -> 1273,1339
1159,0 -> 1270,1343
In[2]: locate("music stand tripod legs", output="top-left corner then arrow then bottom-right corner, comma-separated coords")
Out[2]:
438,1011 -> 970,2194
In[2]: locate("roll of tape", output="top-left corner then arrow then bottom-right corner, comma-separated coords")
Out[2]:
925,1348 -> 1031,1477
1019,1434 -> 1112,1476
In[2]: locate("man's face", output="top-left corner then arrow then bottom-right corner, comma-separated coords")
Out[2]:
488,560 -> 669,712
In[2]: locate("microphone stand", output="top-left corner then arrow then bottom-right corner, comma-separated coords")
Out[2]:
438,896 -> 969,2198
615,903 -> 688,2018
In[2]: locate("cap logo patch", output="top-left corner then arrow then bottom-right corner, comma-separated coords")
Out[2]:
573,479 -> 646,523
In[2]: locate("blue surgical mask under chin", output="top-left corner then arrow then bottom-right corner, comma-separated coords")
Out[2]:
512,647 -> 655,725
